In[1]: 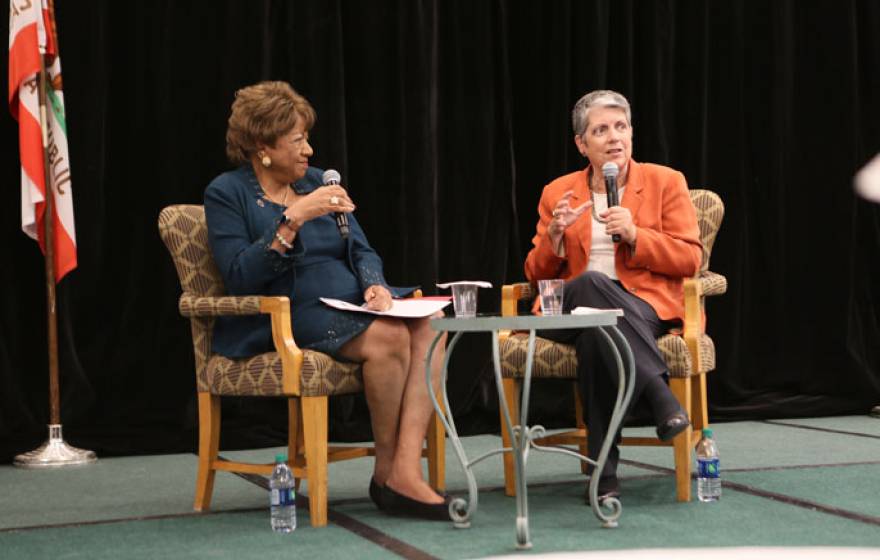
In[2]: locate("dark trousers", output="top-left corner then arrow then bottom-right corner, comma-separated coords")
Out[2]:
539,271 -> 671,479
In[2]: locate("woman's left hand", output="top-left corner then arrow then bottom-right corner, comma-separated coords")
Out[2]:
600,206 -> 637,246
364,285 -> 393,311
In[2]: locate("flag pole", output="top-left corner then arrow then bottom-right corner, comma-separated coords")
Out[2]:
14,5 -> 95,468
43,58 -> 59,428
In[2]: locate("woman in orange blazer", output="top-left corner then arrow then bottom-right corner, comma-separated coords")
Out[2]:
525,89 -> 702,504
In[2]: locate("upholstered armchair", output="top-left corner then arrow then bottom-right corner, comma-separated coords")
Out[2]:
498,189 -> 725,502
158,204 -> 445,527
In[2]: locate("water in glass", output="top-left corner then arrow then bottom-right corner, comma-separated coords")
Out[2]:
538,279 -> 564,316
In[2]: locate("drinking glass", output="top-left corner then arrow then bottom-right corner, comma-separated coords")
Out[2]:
451,284 -> 478,317
538,279 -> 564,316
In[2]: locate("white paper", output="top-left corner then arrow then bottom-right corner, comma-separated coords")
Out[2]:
572,306 -> 624,317
320,297 -> 451,318
436,280 -> 493,289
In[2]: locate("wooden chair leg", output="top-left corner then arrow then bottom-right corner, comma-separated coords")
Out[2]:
301,395 -> 329,527
573,382 -> 589,474
500,378 -> 520,497
194,392 -> 220,511
427,409 -> 446,492
672,429 -> 693,502
288,398 -> 301,457
692,373 -> 709,432
288,398 -> 303,492
669,377 -> 693,502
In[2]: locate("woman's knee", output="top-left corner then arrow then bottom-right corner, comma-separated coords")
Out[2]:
364,318 -> 411,362
565,271 -> 616,308
407,314 -> 445,348
569,270 -> 615,292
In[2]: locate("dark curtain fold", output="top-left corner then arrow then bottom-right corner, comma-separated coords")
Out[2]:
1,0 -> 878,461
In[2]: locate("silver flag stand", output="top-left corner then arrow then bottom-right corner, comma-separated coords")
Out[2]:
14,424 -> 96,468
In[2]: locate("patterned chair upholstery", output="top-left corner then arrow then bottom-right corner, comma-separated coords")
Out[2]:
158,204 -> 445,527
498,189 -> 726,502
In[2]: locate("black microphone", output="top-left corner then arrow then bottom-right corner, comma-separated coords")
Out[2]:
601,162 -> 621,243
322,169 -> 350,239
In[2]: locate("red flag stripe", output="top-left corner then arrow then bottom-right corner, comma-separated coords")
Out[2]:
8,23 -> 42,115
36,205 -> 78,281
42,5 -> 58,57
17,103 -> 47,197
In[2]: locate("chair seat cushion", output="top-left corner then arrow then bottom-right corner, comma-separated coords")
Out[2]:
204,350 -> 364,397
500,331 -> 715,380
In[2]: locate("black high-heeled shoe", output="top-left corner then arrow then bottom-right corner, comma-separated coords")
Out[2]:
369,477 -> 386,510
380,484 -> 451,521
656,411 -> 690,441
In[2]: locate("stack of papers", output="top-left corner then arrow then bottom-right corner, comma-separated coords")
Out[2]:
572,306 -> 624,317
320,297 -> 451,318
436,281 -> 493,289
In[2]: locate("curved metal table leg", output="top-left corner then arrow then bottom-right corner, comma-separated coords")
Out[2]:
490,329 -> 537,549
425,330 -> 477,527
584,325 -> 636,527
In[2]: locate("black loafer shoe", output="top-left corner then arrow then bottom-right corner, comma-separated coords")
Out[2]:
584,476 -> 620,506
656,412 -> 690,441
381,484 -> 451,521
369,477 -> 386,510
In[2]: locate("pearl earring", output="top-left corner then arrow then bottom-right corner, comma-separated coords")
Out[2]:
260,153 -> 272,168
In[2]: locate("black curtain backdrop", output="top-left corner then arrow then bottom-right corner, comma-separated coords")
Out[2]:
2,0 -> 879,462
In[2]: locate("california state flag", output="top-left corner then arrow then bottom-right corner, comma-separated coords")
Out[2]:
9,0 -> 76,282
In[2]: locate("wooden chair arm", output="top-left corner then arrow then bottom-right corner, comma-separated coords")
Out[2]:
260,296 -> 304,395
500,282 -> 534,340
682,277 -> 703,375
501,282 -> 534,317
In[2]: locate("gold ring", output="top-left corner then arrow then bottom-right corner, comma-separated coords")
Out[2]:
330,196 -> 340,205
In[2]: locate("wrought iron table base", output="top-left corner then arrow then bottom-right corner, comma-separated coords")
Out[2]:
425,315 -> 635,549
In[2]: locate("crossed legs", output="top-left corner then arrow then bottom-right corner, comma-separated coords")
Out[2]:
339,312 -> 446,504
541,271 -> 680,482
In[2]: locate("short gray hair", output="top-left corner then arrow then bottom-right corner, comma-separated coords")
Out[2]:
572,90 -> 631,137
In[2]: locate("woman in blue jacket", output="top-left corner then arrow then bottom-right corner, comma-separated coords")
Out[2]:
204,81 -> 448,520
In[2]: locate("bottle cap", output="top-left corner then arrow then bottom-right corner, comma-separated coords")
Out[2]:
275,454 -> 287,463
702,428 -> 713,438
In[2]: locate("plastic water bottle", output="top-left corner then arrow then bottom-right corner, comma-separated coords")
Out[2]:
696,428 -> 721,502
269,454 -> 296,533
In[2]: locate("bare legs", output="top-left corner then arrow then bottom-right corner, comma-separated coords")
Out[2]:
339,312 -> 446,504
339,318 -> 408,485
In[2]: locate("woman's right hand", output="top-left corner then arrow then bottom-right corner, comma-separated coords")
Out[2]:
548,190 -> 591,256
283,185 -> 356,229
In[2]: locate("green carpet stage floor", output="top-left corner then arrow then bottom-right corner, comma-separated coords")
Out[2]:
2,416 -> 879,559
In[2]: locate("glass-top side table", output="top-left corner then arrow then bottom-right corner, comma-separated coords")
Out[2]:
425,312 -> 635,549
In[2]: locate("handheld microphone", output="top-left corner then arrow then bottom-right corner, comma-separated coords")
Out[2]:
601,162 -> 621,243
322,169 -> 350,239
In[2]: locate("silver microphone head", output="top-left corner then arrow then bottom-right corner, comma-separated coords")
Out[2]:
322,169 -> 342,185
602,162 -> 619,178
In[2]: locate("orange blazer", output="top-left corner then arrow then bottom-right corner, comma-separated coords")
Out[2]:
524,160 -> 702,323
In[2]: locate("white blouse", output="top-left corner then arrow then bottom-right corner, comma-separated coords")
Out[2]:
587,187 -> 625,280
